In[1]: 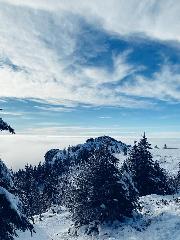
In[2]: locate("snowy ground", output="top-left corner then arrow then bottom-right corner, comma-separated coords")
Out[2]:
15,146 -> 180,240
16,193 -> 180,240
152,148 -> 180,176
115,147 -> 180,176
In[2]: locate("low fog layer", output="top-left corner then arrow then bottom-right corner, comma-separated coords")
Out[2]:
0,134 -> 180,170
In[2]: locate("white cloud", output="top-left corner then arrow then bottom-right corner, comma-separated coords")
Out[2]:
1,0 -> 180,41
0,111 -> 23,116
117,64 -> 180,101
0,2 -> 148,108
99,116 -> 112,119
0,0 -> 179,109
81,51 -> 141,85
34,106 -> 74,112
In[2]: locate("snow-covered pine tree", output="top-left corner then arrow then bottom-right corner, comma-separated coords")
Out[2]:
14,160 -> 62,218
0,115 -> 33,239
127,133 -> 173,196
63,146 -> 138,228
0,160 -> 33,240
176,163 -> 180,192
0,114 -> 15,134
14,164 -> 49,218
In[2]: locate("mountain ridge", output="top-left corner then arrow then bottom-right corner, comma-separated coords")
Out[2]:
45,135 -> 129,165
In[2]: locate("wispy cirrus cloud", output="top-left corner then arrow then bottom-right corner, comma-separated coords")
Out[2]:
99,116 -> 112,119
0,0 -> 179,110
1,0 -> 180,41
34,106 -> 74,112
21,125 -> 139,136
0,111 -> 23,116
116,64 -> 180,101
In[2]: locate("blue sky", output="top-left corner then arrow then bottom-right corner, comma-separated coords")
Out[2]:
0,0 -> 180,137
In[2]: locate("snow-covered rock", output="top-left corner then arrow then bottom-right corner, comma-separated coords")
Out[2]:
46,136 -> 128,165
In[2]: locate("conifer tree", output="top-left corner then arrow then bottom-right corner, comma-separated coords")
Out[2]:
176,163 -> 180,192
0,160 -> 33,240
63,146 -> 138,227
0,111 -> 15,134
0,114 -> 33,239
14,162 -> 58,218
127,133 -> 173,196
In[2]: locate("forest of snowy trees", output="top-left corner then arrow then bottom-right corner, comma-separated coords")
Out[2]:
1,116 -> 180,239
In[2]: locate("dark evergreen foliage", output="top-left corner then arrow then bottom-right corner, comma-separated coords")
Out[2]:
0,118 -> 15,134
62,146 -> 138,227
14,163 -> 51,217
0,160 -> 33,240
13,156 -> 69,217
0,189 -> 33,240
44,149 -> 59,164
126,133 -> 174,196
12,134 -> 179,234
175,163 -> 180,192
14,136 -> 127,217
0,116 -> 33,239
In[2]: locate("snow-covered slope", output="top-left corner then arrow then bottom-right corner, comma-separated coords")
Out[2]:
115,147 -> 180,175
152,148 -> 180,176
15,193 -> 180,240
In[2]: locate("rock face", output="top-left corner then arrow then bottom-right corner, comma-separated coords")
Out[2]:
46,136 -> 129,165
